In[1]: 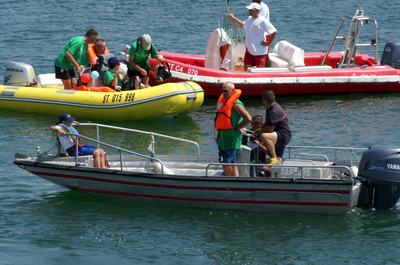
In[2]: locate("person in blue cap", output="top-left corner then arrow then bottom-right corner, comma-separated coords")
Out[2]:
103,57 -> 129,90
51,113 -> 106,168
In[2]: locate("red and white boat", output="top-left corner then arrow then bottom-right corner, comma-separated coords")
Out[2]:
148,9 -> 400,97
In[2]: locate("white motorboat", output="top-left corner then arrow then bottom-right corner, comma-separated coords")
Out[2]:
13,123 -> 400,215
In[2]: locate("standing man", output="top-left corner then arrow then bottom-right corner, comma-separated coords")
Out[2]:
215,82 -> 252,177
127,34 -> 164,90
255,90 -> 291,165
54,29 -> 98,90
228,3 -> 277,69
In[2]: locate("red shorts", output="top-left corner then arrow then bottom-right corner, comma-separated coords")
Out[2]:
244,49 -> 267,68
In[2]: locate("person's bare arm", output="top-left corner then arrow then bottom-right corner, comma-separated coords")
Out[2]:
65,50 -> 83,74
233,103 -> 252,133
228,13 -> 244,27
129,55 -> 147,77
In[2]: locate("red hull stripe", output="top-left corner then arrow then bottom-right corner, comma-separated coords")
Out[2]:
78,187 -> 349,207
30,170 -> 352,194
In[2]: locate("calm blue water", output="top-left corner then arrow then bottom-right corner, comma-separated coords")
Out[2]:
1,1 -> 400,264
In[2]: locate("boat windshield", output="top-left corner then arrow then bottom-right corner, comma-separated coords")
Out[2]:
220,14 -> 244,43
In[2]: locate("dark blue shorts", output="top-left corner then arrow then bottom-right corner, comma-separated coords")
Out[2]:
275,131 -> 286,157
69,145 -> 98,156
219,149 -> 237,163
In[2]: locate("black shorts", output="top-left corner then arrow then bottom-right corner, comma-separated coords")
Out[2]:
55,65 -> 75,80
275,131 -> 286,158
127,68 -> 149,79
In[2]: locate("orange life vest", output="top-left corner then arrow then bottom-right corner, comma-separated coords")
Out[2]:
88,44 -> 110,65
215,89 -> 242,130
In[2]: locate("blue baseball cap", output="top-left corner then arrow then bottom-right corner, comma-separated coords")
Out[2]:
59,112 -> 76,123
108,57 -> 121,68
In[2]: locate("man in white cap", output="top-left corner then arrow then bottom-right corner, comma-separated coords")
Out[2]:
127,34 -> 164,89
228,3 -> 277,69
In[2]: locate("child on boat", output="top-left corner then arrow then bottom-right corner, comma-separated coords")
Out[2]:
103,57 -> 129,90
51,113 -> 107,168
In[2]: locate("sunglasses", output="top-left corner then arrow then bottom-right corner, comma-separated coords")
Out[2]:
221,89 -> 230,93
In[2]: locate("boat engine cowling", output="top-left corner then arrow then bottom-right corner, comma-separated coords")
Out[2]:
381,40 -> 400,69
357,145 -> 400,210
4,61 -> 36,86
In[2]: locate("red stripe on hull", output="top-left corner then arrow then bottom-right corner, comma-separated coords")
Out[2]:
29,170 -> 351,194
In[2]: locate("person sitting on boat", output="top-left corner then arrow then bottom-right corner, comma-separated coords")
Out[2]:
88,38 -> 110,71
250,114 -> 268,164
215,82 -> 252,177
228,3 -> 277,69
50,113 -> 106,168
255,90 -> 291,165
54,29 -> 98,90
103,57 -> 129,90
127,34 -> 164,90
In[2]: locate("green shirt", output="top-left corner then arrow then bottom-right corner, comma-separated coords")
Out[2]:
103,70 -> 122,87
127,41 -> 158,72
54,36 -> 89,70
218,99 -> 244,151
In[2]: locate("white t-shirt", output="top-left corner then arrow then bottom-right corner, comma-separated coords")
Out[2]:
55,124 -> 78,151
243,15 -> 277,56
260,2 -> 270,21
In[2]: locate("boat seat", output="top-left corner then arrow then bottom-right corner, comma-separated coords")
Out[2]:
271,40 -> 305,67
37,73 -> 63,87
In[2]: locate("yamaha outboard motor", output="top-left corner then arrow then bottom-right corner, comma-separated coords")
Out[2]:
358,146 -> 400,210
381,40 -> 400,69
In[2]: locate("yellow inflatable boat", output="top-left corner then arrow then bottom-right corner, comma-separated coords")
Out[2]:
0,62 -> 204,121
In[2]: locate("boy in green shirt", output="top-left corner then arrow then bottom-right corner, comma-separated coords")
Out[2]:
103,57 -> 128,90
54,29 -> 98,90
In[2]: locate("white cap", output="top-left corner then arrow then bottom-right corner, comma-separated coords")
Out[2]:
141,34 -> 152,50
246,3 -> 261,10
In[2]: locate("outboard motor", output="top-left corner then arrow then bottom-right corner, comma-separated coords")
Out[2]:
357,146 -> 400,210
4,61 -> 36,86
381,40 -> 400,69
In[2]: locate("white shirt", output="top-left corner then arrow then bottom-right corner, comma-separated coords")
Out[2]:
55,124 -> 78,151
259,2 -> 270,21
243,15 -> 277,56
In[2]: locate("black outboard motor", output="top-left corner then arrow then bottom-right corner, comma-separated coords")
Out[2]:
358,146 -> 400,210
381,40 -> 400,69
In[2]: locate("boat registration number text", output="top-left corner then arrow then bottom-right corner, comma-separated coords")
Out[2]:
168,64 -> 198,76
103,92 -> 135,104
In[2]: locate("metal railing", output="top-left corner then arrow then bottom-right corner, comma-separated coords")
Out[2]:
286,146 -> 366,166
79,123 -> 201,156
321,8 -> 378,67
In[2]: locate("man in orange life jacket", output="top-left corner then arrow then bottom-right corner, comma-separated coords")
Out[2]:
255,90 -> 291,165
50,113 -> 106,168
215,82 -> 252,177
88,39 -> 110,71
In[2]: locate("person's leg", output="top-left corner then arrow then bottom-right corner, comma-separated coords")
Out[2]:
244,49 -> 254,71
92,149 -> 101,168
261,132 -> 278,163
254,54 -> 267,68
71,77 -> 78,88
141,76 -> 149,87
61,79 -> 72,90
